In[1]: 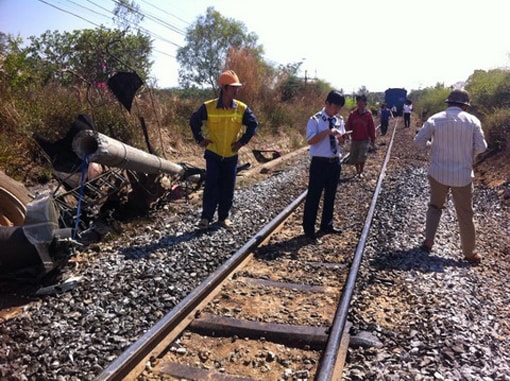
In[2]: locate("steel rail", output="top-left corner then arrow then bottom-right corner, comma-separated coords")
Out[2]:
97,124 -> 394,380
316,120 -> 399,380
95,191 -> 307,380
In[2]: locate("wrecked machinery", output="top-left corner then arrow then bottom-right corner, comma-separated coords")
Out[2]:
0,71 -> 278,280
0,115 -> 196,274
0,70 -> 209,281
0,115 -> 203,278
0,69 -> 207,278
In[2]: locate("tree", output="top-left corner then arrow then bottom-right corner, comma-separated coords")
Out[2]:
176,7 -> 263,89
411,85 -> 450,120
277,62 -> 305,102
0,33 -> 33,92
21,28 -> 152,87
224,46 -> 274,106
0,32 -> 8,53
357,86 -> 370,98
465,69 -> 509,112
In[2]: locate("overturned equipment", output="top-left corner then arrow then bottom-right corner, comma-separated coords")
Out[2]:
1,66 -> 195,278
0,191 -> 72,274
1,114 -> 195,278
35,115 -> 190,228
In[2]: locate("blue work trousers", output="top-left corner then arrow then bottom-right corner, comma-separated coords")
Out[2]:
201,150 -> 238,221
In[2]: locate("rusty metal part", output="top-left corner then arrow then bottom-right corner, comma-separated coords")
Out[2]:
0,171 -> 31,227
72,129 -> 184,176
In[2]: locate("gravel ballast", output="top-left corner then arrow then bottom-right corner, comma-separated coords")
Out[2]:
0,124 -> 508,380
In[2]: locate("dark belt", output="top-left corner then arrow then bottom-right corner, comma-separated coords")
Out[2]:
313,156 -> 340,163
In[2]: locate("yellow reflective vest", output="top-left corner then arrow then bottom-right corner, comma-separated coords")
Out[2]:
202,99 -> 247,158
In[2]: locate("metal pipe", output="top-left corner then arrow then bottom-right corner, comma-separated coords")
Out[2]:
72,130 -> 184,176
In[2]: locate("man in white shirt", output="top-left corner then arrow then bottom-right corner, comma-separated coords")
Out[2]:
414,89 -> 487,263
302,90 -> 347,243
403,101 -> 413,128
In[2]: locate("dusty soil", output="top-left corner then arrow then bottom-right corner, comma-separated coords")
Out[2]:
475,149 -> 510,199
162,123 -> 509,201
12,113 -> 508,202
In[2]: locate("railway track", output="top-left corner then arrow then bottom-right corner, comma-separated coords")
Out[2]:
2,116 -> 507,380
96,121 -> 399,381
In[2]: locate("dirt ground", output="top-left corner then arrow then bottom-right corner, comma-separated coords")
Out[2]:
15,113 -> 508,201
164,126 -> 509,203
163,121 -> 510,187
475,149 -> 510,197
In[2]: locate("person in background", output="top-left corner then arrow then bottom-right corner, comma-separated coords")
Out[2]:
391,105 -> 397,116
345,94 -> 376,177
302,90 -> 347,244
403,100 -> 413,128
414,89 -> 487,263
190,70 -> 259,230
379,103 -> 393,136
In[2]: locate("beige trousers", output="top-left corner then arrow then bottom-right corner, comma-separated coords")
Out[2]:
425,175 -> 476,257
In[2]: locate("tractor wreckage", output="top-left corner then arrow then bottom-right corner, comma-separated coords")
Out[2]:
0,113 -> 204,279
0,73 -> 281,281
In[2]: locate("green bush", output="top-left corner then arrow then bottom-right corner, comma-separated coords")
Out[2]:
483,107 -> 510,151
411,86 -> 450,121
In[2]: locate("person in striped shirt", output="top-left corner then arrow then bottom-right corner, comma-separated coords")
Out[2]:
414,89 -> 487,263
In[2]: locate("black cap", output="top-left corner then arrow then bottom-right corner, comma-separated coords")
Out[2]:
445,89 -> 471,106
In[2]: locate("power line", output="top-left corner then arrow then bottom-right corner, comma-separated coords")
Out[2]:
138,0 -> 191,28
83,0 -> 121,22
110,0 -> 186,36
85,0 -> 182,48
37,0 -> 180,59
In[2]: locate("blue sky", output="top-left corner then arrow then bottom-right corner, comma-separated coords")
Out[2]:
2,0 -> 510,92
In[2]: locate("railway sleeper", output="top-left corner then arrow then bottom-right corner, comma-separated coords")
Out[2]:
189,314 -> 381,349
155,317 -> 379,380
189,312 -> 337,350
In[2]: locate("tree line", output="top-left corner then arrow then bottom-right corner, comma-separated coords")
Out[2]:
0,4 -> 507,182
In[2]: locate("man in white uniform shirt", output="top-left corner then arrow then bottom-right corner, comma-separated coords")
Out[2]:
302,90 -> 347,243
414,89 -> 487,263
